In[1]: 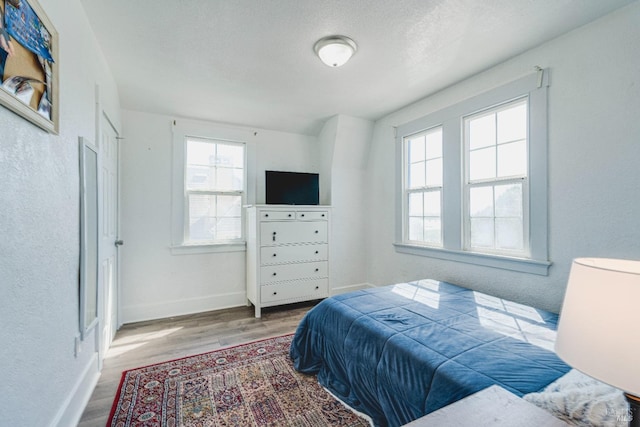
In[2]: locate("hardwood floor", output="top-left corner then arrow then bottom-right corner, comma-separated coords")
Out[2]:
78,301 -> 317,427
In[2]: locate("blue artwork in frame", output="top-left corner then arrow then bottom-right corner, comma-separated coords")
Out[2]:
4,0 -> 54,62
0,0 -> 58,133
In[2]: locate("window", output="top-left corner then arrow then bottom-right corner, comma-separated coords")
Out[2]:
395,70 -> 550,275
404,127 -> 443,246
171,120 -> 255,254
185,137 -> 244,244
464,98 -> 528,256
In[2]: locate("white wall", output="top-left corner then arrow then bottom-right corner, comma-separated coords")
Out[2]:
365,2 -> 640,313
317,115 -> 338,205
120,2 -> 640,322
120,110 -> 377,321
119,110 -> 319,323
323,115 -> 374,293
0,0 -> 121,425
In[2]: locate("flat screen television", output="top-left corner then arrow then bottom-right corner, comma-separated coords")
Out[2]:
265,170 -> 319,205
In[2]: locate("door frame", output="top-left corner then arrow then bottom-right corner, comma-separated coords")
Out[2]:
94,84 -> 122,369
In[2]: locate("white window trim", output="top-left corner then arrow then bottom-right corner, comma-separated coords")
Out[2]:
462,97 -> 530,258
403,126 -> 444,247
170,119 -> 256,254
394,69 -> 551,275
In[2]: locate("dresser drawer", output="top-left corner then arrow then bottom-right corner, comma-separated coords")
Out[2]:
260,221 -> 328,245
260,244 -> 328,265
259,210 -> 296,220
296,210 -> 329,221
261,261 -> 328,284
261,278 -> 328,303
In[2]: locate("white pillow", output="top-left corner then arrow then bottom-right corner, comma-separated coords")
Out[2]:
523,369 -> 630,427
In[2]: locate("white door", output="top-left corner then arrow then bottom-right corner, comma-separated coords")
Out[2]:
98,113 -> 120,364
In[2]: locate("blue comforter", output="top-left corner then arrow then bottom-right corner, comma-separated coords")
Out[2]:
290,280 -> 570,426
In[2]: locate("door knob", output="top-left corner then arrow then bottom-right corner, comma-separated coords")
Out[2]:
115,240 -> 124,247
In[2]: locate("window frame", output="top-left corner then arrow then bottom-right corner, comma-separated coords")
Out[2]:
183,136 -> 246,245
403,126 -> 444,247
394,70 -> 551,275
171,120 -> 256,254
462,97 -> 530,257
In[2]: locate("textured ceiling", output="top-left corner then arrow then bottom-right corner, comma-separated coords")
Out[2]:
81,0 -> 634,135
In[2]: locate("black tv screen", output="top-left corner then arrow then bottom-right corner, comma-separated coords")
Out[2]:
265,171 -> 319,205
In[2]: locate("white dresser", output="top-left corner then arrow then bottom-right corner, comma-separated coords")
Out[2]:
246,205 -> 330,317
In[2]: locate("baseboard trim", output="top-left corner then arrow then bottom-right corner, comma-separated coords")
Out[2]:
331,282 -> 374,295
121,285 -> 376,324
50,352 -> 100,427
121,291 -> 247,324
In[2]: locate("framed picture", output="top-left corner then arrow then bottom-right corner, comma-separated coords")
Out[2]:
0,0 -> 58,133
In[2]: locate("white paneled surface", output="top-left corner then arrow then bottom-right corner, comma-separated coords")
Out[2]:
98,115 -> 120,365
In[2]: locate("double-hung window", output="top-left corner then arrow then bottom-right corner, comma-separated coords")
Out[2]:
171,120 -> 252,254
395,70 -> 550,275
405,127 -> 443,246
464,98 -> 528,256
184,137 -> 245,244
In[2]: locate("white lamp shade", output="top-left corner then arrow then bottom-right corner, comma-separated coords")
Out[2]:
555,258 -> 640,396
314,36 -> 357,67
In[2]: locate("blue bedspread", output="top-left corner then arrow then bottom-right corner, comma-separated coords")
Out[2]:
290,280 -> 570,426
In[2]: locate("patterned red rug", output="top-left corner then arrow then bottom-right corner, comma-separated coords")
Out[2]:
107,334 -> 369,426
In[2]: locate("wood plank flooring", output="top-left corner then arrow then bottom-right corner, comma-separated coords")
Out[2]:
78,301 -> 317,427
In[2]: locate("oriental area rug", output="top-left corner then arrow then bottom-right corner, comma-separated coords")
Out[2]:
108,334 -> 369,426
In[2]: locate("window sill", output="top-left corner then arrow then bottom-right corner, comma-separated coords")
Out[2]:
393,243 -> 551,276
170,242 -> 246,255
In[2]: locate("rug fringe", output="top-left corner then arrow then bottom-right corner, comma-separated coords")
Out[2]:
323,386 -> 375,426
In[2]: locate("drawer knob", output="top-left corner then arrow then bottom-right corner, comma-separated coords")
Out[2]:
315,230 -> 319,234
288,214 -> 292,217
272,253 -> 277,257
315,286 -> 319,290
315,250 -> 319,254
322,214 -> 325,217
272,272 -> 277,276
265,214 -> 269,217
273,291 -> 277,295
301,214 -> 305,217
315,268 -> 319,272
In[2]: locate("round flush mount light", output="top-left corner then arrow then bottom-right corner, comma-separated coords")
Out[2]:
313,35 -> 357,67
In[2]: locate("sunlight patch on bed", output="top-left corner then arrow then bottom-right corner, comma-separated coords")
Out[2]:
476,306 -> 520,332
473,293 -> 555,351
391,282 -> 440,309
508,325 -> 557,351
472,292 -> 544,323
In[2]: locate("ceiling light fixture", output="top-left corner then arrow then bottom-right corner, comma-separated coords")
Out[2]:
314,35 -> 357,67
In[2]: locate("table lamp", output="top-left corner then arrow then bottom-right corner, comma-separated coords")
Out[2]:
555,258 -> 640,427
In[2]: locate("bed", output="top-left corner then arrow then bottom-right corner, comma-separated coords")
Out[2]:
290,279 -> 571,426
